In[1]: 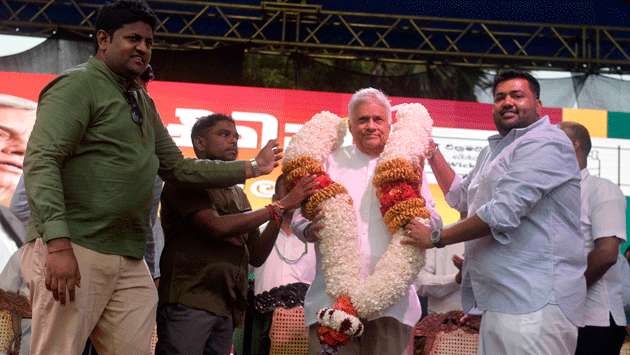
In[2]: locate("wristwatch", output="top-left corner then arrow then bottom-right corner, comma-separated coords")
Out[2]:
249,158 -> 260,177
430,227 -> 445,248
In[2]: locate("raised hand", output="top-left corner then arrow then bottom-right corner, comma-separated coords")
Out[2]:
401,217 -> 433,249
452,255 -> 464,284
425,139 -> 439,160
255,139 -> 283,175
304,212 -> 324,242
279,175 -> 319,210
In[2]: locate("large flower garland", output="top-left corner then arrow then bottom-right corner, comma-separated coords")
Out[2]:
282,104 -> 434,354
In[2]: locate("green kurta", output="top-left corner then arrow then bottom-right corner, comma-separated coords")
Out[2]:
158,183 -> 258,326
24,57 -> 246,259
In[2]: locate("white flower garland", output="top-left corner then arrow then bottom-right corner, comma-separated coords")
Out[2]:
285,103 -> 433,320
317,195 -> 361,297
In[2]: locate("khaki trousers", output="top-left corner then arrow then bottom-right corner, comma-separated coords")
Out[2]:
20,238 -> 158,355
308,317 -> 412,355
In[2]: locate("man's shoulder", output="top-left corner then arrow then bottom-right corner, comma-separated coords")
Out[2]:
40,62 -> 93,97
522,121 -> 571,145
56,61 -> 96,83
513,122 -> 574,158
584,174 -> 625,201
162,180 -> 206,199
62,61 -> 90,76
228,184 -> 252,205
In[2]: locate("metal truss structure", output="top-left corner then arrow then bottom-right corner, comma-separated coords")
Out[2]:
2,0 -> 630,73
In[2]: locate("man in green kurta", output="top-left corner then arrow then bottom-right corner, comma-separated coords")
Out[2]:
20,1 -> 280,354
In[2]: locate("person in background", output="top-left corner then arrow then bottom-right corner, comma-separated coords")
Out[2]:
621,244 -> 630,336
136,63 -> 164,286
0,94 -> 36,207
252,175 -> 317,355
414,244 -> 464,314
559,121 -> 627,355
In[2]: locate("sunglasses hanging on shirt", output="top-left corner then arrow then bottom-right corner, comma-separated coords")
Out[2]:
124,90 -> 144,125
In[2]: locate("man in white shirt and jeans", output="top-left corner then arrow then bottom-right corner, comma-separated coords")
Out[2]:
559,121 -> 627,355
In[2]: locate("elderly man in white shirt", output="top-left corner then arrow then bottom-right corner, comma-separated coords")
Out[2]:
292,88 -> 438,355
559,121 -> 628,355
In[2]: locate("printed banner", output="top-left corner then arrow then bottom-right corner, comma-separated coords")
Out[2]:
0,71 -> 628,227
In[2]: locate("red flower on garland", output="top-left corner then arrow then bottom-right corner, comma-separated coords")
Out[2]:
378,182 -> 420,215
318,326 -> 350,347
334,295 -> 358,316
317,295 -> 359,347
289,173 -> 333,192
314,174 -> 334,190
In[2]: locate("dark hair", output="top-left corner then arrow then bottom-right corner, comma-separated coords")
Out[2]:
95,0 -> 158,37
190,113 -> 234,142
492,70 -> 541,99
559,121 -> 592,156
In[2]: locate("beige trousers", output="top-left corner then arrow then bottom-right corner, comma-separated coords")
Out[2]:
20,238 -> 158,355
308,317 -> 412,355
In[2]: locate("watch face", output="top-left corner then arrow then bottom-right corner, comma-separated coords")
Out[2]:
431,230 -> 440,243
431,229 -> 443,247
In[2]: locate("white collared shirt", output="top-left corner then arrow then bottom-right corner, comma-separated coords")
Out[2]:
292,145 -> 438,327
446,117 -> 586,326
253,228 -> 316,294
580,168 -> 627,326
414,243 -> 464,313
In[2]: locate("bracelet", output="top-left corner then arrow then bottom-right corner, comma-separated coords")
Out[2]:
265,203 -> 283,227
47,246 -> 73,254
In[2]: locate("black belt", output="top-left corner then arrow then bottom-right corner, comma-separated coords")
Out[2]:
253,282 -> 309,313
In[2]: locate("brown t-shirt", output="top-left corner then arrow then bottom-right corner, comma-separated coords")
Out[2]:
158,182 -> 259,325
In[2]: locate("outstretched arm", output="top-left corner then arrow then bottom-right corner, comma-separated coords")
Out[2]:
426,141 -> 456,196
192,176 -> 317,240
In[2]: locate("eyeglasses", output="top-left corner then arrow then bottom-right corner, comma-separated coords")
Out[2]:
124,91 -> 144,125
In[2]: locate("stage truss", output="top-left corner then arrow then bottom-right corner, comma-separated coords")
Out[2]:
1,0 -> 629,73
